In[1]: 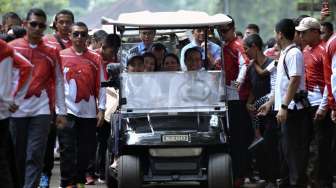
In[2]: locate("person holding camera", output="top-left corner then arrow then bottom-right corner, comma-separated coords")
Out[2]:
258,18 -> 310,187
296,17 -> 335,188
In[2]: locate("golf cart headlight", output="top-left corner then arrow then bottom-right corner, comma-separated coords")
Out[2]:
210,115 -> 219,127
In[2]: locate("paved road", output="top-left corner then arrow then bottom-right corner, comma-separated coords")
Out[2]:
49,161 -> 336,188
50,161 -> 200,188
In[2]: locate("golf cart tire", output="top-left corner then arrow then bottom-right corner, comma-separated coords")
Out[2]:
208,153 -> 233,188
105,150 -> 117,188
118,155 -> 142,188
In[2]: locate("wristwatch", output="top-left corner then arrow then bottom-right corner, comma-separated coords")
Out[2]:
281,104 -> 288,110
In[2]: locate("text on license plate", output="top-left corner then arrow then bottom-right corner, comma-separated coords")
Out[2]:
162,135 -> 190,142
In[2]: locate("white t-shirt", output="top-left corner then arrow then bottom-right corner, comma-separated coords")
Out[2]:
265,60 -> 277,98
274,44 -> 305,111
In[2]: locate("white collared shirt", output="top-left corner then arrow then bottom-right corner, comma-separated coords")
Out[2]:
274,44 -> 305,111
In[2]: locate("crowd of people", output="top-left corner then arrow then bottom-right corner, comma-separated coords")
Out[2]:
0,6 -> 336,188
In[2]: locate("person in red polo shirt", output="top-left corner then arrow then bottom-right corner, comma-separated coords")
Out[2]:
297,16 -> 335,188
8,8 -> 67,188
217,16 -> 253,186
40,9 -> 75,188
323,22 -> 336,184
0,39 -> 33,188
58,22 -> 106,188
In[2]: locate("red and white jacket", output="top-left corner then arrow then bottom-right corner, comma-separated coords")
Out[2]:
43,33 -> 72,51
217,37 -> 250,100
8,36 -> 67,117
303,41 -> 328,110
0,39 -> 33,119
60,48 -> 106,118
324,33 -> 336,110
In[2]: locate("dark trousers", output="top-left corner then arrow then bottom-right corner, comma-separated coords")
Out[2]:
58,115 -> 97,187
96,120 -> 111,178
42,122 -> 57,177
255,113 -> 281,183
10,115 -> 51,188
228,100 -> 254,179
280,108 -> 311,187
0,118 -> 18,188
86,120 -> 111,179
308,107 -> 336,187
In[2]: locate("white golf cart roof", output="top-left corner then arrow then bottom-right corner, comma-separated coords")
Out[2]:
101,10 -> 232,28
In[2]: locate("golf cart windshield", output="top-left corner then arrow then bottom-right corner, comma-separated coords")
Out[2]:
121,71 -> 225,113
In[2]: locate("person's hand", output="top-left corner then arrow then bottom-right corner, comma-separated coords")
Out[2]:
97,110 -> 105,127
233,81 -> 241,90
56,115 -> 67,129
314,108 -> 327,122
8,103 -> 19,113
320,7 -> 330,21
331,110 -> 336,123
276,108 -> 288,125
246,103 -> 256,113
257,102 -> 271,116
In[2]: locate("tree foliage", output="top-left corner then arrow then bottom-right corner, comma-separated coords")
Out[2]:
0,0 -> 69,21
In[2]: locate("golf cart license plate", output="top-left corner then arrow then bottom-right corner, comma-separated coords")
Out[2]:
162,135 -> 190,142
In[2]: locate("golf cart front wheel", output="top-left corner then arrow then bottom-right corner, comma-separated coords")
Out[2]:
208,153 -> 233,188
118,155 -> 142,188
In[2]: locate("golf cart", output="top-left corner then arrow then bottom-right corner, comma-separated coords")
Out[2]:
103,10 -> 233,188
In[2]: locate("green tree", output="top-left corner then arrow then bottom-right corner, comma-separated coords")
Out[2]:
0,0 -> 69,21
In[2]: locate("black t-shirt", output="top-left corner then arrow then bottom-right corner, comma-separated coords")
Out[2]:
247,58 -> 272,100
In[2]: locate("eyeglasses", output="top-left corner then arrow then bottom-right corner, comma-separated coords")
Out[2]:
72,31 -> 88,38
29,21 -> 46,29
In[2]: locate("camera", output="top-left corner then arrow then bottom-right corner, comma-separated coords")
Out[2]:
101,63 -> 121,89
293,90 -> 310,108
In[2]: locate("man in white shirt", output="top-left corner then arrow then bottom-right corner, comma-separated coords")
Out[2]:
180,28 -> 221,71
259,18 -> 310,187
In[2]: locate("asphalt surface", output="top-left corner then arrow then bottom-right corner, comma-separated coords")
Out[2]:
49,161 -> 336,188
50,161 -> 200,188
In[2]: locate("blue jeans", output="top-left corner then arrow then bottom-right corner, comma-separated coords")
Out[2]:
10,115 -> 51,188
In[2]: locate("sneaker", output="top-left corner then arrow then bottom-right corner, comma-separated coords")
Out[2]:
39,174 -> 49,188
85,175 -> 95,185
97,178 -> 105,184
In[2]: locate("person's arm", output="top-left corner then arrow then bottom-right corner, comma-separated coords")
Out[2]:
179,45 -> 187,71
257,94 -> 274,116
11,51 -> 34,113
324,50 -> 336,122
54,50 -> 67,127
12,51 -> 33,97
246,92 -> 255,113
314,86 -> 329,121
282,76 -> 301,106
254,61 -> 270,77
0,58 -> 14,103
236,50 -> 249,85
97,59 -> 107,127
277,50 -> 303,125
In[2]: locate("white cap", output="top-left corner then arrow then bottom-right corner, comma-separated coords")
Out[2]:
295,17 -> 320,31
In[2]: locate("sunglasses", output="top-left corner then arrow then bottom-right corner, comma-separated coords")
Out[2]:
29,21 -> 46,29
72,31 -> 88,38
